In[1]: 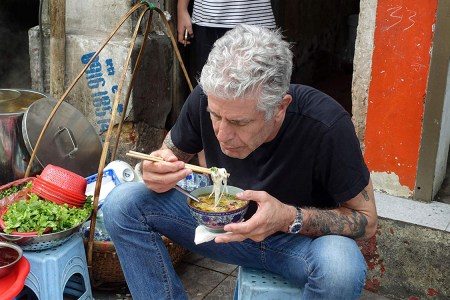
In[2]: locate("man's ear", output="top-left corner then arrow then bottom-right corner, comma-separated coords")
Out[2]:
274,94 -> 292,120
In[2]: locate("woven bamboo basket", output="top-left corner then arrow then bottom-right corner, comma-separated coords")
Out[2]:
84,237 -> 188,284
25,2 -> 193,287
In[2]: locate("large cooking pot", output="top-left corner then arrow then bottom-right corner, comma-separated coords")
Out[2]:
0,89 -> 45,184
0,89 -> 102,185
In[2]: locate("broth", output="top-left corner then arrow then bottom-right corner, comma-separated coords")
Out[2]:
0,247 -> 19,267
191,193 -> 247,212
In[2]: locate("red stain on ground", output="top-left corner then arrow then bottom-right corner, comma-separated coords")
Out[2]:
389,227 -> 394,235
408,297 -> 420,300
428,288 -> 439,296
359,226 -> 384,271
357,226 -> 385,292
365,279 -> 380,292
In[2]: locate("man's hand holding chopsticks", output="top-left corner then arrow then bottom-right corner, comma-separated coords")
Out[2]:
141,149 -> 192,193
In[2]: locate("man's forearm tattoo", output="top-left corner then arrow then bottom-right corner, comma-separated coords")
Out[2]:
304,208 -> 368,239
361,189 -> 369,201
163,133 -> 192,162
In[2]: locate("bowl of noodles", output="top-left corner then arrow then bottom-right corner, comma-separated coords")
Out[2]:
187,185 -> 249,233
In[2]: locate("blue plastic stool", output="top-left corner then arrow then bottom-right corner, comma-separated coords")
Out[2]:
20,233 -> 93,300
233,267 -> 304,299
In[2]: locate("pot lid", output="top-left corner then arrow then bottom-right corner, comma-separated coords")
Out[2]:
22,98 -> 103,177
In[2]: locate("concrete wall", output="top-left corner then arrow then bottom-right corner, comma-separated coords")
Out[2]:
29,0 -> 175,164
433,63 -> 450,197
352,0 -> 377,152
358,0 -> 438,199
415,0 -> 450,201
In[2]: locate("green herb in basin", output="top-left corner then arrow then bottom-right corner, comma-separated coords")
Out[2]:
0,180 -> 32,199
1,193 -> 92,235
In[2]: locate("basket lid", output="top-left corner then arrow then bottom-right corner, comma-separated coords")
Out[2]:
22,98 -> 102,177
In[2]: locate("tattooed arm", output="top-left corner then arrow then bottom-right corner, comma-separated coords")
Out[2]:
301,179 -> 377,240
161,131 -> 195,162
216,178 -> 377,244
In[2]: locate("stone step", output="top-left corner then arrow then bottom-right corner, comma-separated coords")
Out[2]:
358,192 -> 450,299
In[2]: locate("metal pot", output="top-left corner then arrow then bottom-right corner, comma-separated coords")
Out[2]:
0,89 -> 103,185
0,89 -> 47,184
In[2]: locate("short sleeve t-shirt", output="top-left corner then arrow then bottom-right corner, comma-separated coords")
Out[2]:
170,84 -> 370,217
191,0 -> 276,29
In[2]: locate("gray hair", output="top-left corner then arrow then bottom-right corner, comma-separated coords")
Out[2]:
199,24 -> 293,120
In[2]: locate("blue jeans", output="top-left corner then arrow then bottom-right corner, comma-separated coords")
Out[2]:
103,182 -> 367,300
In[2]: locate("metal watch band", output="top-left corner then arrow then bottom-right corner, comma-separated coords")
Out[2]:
288,206 -> 303,234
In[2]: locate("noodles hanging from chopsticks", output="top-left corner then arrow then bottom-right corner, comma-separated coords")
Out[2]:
209,167 -> 229,207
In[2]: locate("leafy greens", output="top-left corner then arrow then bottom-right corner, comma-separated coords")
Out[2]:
0,180 -> 32,199
2,193 -> 92,235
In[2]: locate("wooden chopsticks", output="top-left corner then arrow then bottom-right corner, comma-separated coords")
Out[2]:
126,150 -> 213,174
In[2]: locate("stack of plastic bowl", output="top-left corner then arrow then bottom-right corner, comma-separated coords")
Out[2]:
31,165 -> 87,208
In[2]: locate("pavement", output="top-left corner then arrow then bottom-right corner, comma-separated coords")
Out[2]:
92,251 -> 393,300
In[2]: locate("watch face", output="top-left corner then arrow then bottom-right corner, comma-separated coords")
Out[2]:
289,223 -> 301,233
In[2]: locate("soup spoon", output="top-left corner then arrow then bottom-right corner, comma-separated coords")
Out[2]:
174,185 -> 200,202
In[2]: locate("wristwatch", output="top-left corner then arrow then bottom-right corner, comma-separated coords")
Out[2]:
288,207 -> 303,234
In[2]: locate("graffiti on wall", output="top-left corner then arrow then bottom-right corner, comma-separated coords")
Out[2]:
81,52 -> 123,134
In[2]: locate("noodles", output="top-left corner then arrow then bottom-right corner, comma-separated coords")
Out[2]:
209,167 -> 229,207
192,193 -> 247,212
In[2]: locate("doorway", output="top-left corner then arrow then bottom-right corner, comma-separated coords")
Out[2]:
0,0 -> 39,89
272,0 -> 360,115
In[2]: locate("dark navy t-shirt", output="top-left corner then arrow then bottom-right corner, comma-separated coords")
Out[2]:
171,84 -> 370,217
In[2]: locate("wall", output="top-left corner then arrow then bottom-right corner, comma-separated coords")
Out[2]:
29,0 -> 176,164
433,63 -> 450,197
360,0 -> 438,198
352,0 -> 377,152
415,0 -> 450,201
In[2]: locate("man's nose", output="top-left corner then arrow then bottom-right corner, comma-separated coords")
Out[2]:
216,120 -> 234,142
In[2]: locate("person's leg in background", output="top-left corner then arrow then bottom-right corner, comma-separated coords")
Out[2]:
188,24 -> 229,84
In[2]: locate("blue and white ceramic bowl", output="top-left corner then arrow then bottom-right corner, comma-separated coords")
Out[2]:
187,185 -> 249,233
177,172 -> 210,192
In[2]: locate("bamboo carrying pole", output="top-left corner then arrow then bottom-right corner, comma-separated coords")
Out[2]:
25,1 -> 193,285
49,0 -> 65,99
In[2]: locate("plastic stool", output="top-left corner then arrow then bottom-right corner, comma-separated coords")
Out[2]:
21,233 -> 93,300
233,267 -> 304,299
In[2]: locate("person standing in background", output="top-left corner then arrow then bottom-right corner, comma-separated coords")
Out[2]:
177,0 -> 276,84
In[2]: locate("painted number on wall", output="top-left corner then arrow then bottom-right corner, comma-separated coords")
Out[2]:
383,6 -> 417,32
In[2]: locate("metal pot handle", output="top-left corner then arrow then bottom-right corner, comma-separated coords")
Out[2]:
54,126 -> 78,158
